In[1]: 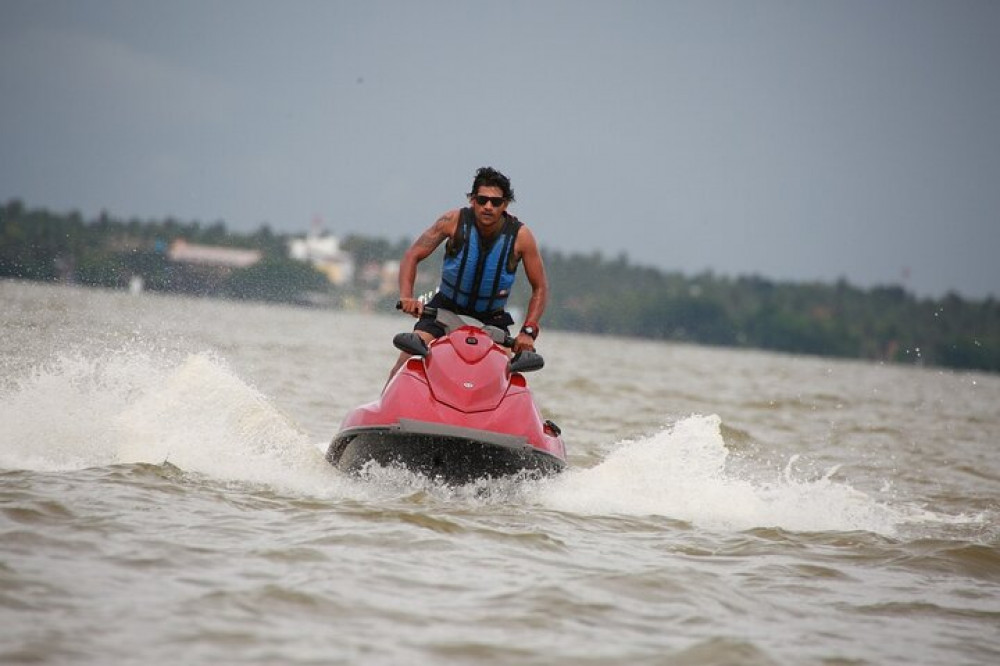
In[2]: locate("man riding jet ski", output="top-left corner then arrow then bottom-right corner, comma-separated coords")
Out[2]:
328,167 -> 563,483
389,166 -> 548,385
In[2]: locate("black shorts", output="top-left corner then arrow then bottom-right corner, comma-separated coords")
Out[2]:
414,293 -> 515,338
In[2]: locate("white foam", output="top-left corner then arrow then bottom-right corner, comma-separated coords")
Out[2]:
0,349 -> 349,496
0,350 -> 155,470
535,414 -> 907,535
114,352 -> 339,490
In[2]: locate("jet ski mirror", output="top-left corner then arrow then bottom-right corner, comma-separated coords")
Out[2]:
510,350 -> 544,373
393,332 -> 429,357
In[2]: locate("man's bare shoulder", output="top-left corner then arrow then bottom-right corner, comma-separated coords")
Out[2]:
435,208 -> 462,229
431,209 -> 463,238
514,222 -> 539,250
413,209 -> 461,250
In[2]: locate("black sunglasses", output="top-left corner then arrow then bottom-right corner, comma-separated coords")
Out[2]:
473,195 -> 506,207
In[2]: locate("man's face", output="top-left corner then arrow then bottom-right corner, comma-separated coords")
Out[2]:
470,185 -> 508,228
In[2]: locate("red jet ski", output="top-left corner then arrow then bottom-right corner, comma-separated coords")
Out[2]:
327,307 -> 566,484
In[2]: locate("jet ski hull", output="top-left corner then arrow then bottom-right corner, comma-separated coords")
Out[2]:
328,419 -> 566,484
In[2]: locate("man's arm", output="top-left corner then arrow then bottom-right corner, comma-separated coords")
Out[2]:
514,226 -> 548,351
398,210 -> 458,316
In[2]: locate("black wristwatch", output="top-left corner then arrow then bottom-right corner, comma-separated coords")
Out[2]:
520,324 -> 539,340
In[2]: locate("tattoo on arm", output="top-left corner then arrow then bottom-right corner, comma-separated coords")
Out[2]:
415,215 -> 451,249
416,229 -> 443,249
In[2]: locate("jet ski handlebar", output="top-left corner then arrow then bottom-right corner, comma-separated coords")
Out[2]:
397,302 -> 513,347
395,302 -> 544,373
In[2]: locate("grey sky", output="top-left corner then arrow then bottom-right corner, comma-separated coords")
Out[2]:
2,0 -> 998,299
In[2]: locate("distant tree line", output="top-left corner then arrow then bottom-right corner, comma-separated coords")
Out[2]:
531,251 -> 999,371
2,199 -> 997,373
0,199 -> 327,303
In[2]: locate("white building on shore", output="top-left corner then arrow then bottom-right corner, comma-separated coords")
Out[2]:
288,221 -> 355,286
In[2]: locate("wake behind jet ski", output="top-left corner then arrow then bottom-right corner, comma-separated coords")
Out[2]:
327,307 -> 566,484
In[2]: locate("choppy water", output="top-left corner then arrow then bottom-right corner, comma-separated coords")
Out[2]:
1,280 -> 998,665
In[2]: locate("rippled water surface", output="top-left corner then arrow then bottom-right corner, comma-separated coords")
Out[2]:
2,281 -> 998,665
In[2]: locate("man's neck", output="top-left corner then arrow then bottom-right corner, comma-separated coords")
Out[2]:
474,213 -> 504,240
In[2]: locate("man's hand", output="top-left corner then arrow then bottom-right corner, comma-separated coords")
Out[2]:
512,332 -> 535,354
399,297 -> 424,318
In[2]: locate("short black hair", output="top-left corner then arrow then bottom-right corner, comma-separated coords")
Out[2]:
467,167 -> 515,202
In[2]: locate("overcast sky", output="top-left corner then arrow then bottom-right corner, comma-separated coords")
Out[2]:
2,0 -> 998,299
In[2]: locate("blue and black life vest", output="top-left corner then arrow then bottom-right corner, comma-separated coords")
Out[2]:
439,207 -> 522,314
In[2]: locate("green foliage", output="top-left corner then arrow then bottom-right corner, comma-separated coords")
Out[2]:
3,199 -> 998,373
1,199 -> 329,304
538,248 -> 999,372
225,258 -> 330,302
